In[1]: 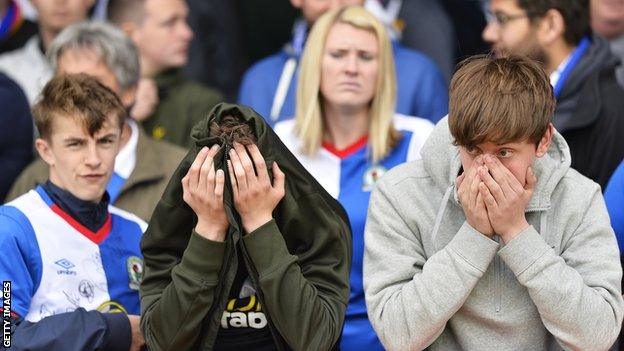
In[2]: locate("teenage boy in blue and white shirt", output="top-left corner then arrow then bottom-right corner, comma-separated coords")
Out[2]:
0,74 -> 146,351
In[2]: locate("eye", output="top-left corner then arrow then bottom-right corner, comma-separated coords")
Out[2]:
495,12 -> 511,25
497,149 -> 513,158
98,137 -> 115,146
162,18 -> 176,27
329,50 -> 345,59
466,148 -> 480,156
66,141 -> 83,148
359,52 -> 374,61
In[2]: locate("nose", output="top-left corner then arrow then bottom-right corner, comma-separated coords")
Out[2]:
482,21 -> 498,44
345,53 -> 358,75
84,143 -> 102,168
179,20 -> 194,41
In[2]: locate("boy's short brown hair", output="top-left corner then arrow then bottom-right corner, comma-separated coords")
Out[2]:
33,73 -> 126,140
448,55 -> 555,150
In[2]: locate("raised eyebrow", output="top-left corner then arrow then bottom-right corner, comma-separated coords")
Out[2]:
357,50 -> 376,55
97,133 -> 118,141
63,137 -> 86,144
159,14 -> 178,24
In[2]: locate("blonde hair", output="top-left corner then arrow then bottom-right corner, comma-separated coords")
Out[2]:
295,5 -> 399,162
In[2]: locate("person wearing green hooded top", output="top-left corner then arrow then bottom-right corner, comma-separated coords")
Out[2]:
139,103 -> 352,351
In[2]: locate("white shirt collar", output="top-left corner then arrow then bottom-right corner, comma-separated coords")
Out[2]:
114,119 -> 138,179
549,52 -> 573,88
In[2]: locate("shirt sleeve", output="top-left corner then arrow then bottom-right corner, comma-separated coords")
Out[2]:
0,206 -> 42,318
8,308 -> 131,351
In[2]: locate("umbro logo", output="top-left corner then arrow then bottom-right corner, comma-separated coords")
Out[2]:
55,259 -> 77,275
55,259 -> 75,270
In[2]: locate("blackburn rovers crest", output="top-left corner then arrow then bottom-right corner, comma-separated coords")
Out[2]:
362,165 -> 387,191
127,256 -> 143,290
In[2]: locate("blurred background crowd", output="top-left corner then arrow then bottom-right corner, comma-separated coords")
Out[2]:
2,0 -> 624,349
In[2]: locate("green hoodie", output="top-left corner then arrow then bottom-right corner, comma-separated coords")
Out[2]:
140,103 -> 352,351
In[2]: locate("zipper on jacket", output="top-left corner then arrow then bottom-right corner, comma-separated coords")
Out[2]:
494,235 -> 502,313
214,142 -> 285,350
201,143 -> 241,349
238,237 -> 287,351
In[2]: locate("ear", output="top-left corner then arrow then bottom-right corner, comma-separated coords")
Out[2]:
535,123 -> 554,157
537,9 -> 566,46
120,86 -> 138,108
121,22 -> 138,39
35,138 -> 56,166
289,0 -> 303,9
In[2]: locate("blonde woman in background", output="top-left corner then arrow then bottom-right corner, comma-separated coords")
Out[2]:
274,5 -> 434,350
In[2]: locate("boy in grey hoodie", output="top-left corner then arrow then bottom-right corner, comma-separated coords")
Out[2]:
363,55 -> 623,351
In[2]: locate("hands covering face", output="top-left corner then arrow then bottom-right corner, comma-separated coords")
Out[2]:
457,154 -> 536,243
182,145 -> 228,242
182,142 -> 286,242
227,142 -> 285,234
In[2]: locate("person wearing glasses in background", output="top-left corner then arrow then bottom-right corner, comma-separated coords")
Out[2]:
482,0 -> 624,188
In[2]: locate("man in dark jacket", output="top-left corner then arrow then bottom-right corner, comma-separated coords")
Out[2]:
140,103 -> 352,350
483,0 -> 624,188
107,0 -> 224,148
0,72 -> 32,203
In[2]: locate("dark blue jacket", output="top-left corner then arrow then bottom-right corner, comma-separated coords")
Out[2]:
0,73 -> 32,203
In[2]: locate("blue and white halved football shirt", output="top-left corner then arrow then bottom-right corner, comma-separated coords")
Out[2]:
275,114 -> 434,351
0,186 -> 146,322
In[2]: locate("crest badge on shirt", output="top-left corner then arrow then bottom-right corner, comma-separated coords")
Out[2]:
362,165 -> 387,192
127,256 -> 144,290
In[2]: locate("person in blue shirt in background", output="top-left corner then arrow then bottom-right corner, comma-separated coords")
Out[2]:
605,160 -> 624,255
238,0 -> 448,127
274,6 -> 434,350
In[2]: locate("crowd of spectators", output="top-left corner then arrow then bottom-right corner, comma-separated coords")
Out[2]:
1,0 -> 624,350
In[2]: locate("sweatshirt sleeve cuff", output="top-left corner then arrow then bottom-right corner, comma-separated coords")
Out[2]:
177,231 -> 226,281
102,312 -> 131,351
242,219 -> 292,273
498,226 -> 550,276
446,222 -> 500,272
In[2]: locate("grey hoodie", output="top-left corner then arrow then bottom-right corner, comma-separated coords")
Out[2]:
363,118 -> 623,351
